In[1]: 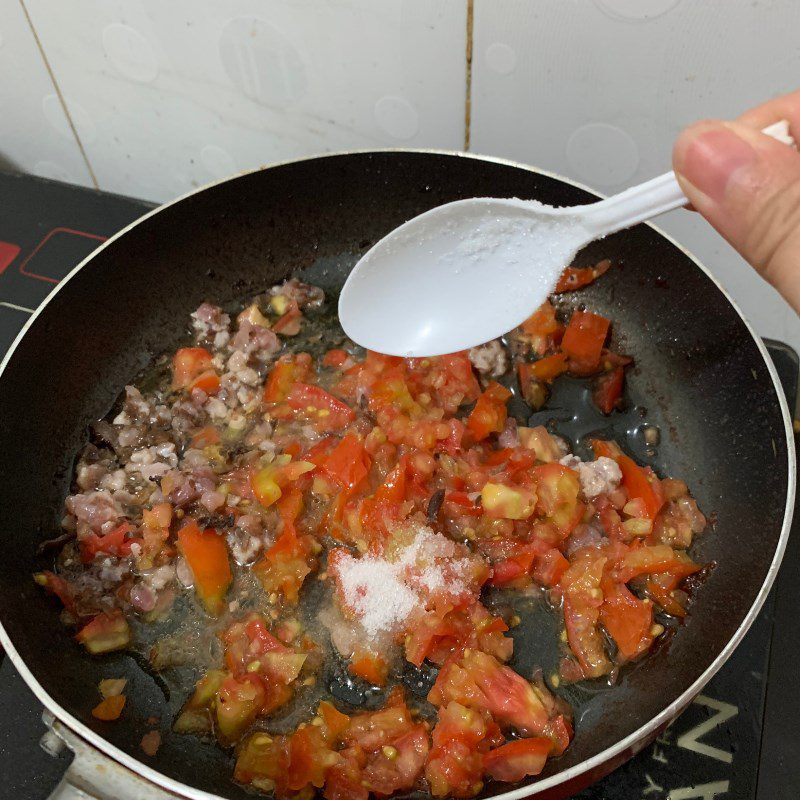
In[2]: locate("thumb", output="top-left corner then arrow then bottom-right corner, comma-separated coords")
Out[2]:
673,119 -> 800,313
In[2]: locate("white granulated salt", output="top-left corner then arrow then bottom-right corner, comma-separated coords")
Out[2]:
333,524 -> 474,639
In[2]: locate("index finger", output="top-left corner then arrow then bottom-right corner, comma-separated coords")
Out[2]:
737,88 -> 800,135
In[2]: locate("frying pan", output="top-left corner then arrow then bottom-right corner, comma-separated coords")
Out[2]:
0,151 -> 794,800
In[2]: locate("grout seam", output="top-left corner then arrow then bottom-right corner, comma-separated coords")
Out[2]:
18,0 -> 99,188
464,0 -> 474,151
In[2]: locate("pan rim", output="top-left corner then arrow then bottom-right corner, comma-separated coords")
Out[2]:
0,148 -> 795,800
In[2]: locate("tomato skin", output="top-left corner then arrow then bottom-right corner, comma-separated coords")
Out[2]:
263,353 -> 311,403
555,259 -> 611,293
483,737 -> 552,783
645,571 -> 690,617
322,433 -> 371,491
350,648 -> 389,686
172,347 -> 214,390
287,383 -> 355,431
176,521 -> 232,616
561,311 -> 610,373
520,301 -> 564,354
188,370 -> 221,395
521,352 -> 568,383
613,544 -> 699,584
80,521 -> 139,563
92,694 -> 126,721
33,570 -> 75,612
466,381 -> 511,441
599,578 -> 654,661
592,366 -> 625,414
592,440 -> 665,520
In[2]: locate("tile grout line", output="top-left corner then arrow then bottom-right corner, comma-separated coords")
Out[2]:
464,0 -> 474,152
18,0 -> 99,188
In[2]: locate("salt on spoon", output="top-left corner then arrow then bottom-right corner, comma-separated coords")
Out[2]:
339,121 -> 794,358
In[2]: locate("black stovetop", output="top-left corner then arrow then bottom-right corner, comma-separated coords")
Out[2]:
0,171 -> 797,800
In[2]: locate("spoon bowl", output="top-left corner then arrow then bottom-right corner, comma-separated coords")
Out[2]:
339,198 -> 587,357
339,122 -> 792,357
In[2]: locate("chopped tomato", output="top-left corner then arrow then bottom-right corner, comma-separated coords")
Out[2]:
533,548 -> 570,587
172,347 -> 214,389
142,502 -> 172,530
599,577 -> 654,660
561,311 -> 610,373
176,520 -> 232,616
645,571 -> 690,617
533,463 -> 583,534
253,505 -> 312,603
430,650 -> 554,737
467,382 -> 511,441
405,603 -> 511,667
92,694 -> 126,721
33,571 -> 75,612
483,737 -> 552,783
263,353 -> 311,403
322,433 -> 371,491
555,259 -> 611,293
272,299 -> 302,335
77,611 -> 131,654
426,702 -> 491,797
592,366 -> 625,414
323,349 -> 351,368
350,648 -> 389,686
287,383 -> 355,431
517,425 -> 564,463
520,301 -> 564,354
613,544 -> 700,584
521,352 -> 569,383
80,521 -> 138,563
188,370 -> 221,395
592,440 -> 665,520
560,551 -> 611,679
215,673 -> 267,745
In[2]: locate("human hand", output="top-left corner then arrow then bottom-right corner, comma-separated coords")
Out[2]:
673,90 -> 800,314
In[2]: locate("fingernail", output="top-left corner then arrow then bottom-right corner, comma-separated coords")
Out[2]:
674,124 -> 757,203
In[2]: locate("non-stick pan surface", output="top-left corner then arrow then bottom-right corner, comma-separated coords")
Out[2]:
0,152 -> 793,799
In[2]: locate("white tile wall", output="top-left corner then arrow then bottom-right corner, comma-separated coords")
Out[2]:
470,0 -> 800,348
19,0 -> 467,202
1,0 -> 798,350
0,0 -> 92,185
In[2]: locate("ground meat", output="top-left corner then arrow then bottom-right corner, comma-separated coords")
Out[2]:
271,278 -> 324,310
66,491 -> 124,532
229,320 -> 280,361
468,339 -> 509,379
560,455 -> 622,499
191,303 -> 231,349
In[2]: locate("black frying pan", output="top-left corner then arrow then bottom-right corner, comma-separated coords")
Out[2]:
0,152 -> 793,799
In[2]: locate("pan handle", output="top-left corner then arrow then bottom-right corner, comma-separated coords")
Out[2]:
41,712 -> 181,800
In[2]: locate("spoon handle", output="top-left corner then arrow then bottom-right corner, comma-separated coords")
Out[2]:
578,121 -> 795,239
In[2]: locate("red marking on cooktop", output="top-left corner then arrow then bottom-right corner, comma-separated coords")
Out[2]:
18,227 -> 107,284
0,241 -> 21,276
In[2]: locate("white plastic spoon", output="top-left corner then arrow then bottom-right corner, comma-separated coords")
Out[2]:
339,122 -> 793,358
